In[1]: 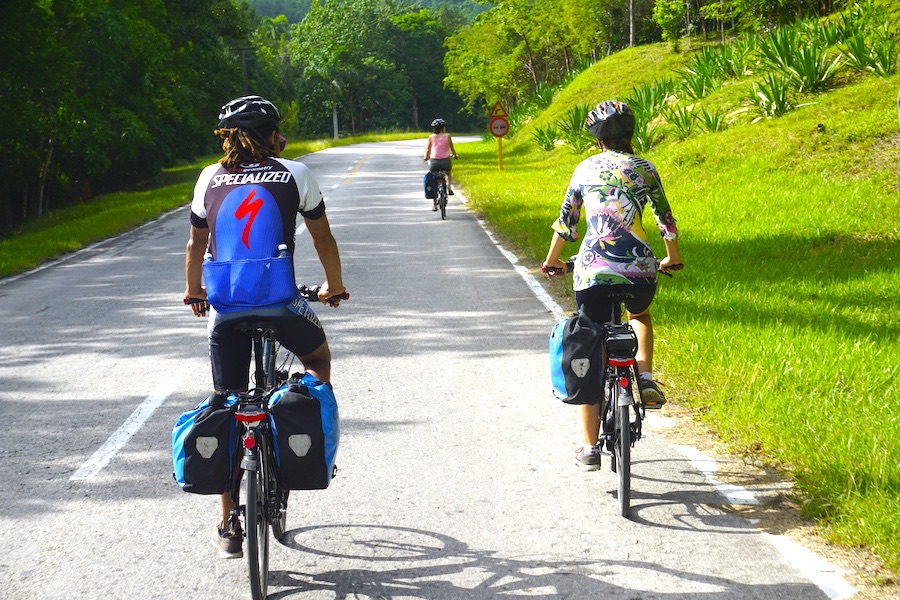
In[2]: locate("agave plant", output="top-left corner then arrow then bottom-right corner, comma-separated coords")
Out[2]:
632,117 -> 663,154
531,125 -> 559,151
786,45 -> 842,92
868,32 -> 898,76
697,107 -> 727,133
749,74 -> 793,118
663,105 -> 698,140
678,57 -> 721,100
555,104 -> 595,154
626,79 -> 674,122
842,31 -> 874,72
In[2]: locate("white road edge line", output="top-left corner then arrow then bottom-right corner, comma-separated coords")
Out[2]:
474,217 -> 567,322
673,444 -> 854,599
70,378 -> 179,481
473,209 -> 854,600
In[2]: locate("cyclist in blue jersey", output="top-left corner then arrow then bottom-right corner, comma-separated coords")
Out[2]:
542,100 -> 683,471
183,95 -> 345,557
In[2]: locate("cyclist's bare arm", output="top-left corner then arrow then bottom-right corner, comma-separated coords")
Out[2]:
304,212 -> 346,306
541,232 -> 569,276
184,224 -> 210,316
658,238 -> 684,274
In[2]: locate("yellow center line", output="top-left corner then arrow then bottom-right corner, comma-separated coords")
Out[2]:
341,154 -> 371,185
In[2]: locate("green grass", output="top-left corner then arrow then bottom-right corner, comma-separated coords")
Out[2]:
455,42 -> 900,574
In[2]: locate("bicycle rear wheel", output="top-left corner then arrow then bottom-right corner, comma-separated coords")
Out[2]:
437,181 -> 447,219
615,385 -> 632,517
245,449 -> 270,600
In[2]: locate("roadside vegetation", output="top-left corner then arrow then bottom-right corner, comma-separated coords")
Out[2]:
456,7 -> 900,576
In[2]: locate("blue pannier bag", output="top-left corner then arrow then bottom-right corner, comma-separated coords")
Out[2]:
424,171 -> 436,199
549,307 -> 603,405
203,254 -> 297,314
268,372 -> 339,490
172,393 -> 239,494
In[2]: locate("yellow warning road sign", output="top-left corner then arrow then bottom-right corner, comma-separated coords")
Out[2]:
490,101 -> 509,118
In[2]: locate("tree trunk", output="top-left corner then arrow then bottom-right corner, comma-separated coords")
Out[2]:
332,100 -> 339,140
36,136 -> 55,219
629,0 -> 635,47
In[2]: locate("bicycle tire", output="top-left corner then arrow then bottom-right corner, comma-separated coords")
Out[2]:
272,489 -> 288,542
604,374 -> 617,473
437,181 -> 447,219
246,449 -> 270,600
615,385 -> 632,518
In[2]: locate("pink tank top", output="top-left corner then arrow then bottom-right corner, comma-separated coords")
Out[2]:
430,134 -> 452,159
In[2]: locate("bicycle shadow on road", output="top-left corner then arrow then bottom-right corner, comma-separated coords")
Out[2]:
267,523 -> 829,599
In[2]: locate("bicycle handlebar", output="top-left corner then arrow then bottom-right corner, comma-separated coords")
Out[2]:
541,261 -> 682,278
183,285 -> 349,315
297,284 -> 350,307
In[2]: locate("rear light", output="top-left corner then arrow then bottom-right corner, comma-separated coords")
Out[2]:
244,435 -> 256,450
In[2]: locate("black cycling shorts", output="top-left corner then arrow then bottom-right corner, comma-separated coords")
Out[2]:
575,283 -> 657,324
428,158 -> 452,173
209,308 -> 326,391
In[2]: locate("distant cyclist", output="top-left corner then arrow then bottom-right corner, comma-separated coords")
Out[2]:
542,100 -> 683,471
423,117 -> 458,210
183,95 -> 346,558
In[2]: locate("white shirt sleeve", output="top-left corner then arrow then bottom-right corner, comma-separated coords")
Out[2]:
275,158 -> 324,213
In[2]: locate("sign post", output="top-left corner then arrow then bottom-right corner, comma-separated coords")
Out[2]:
489,101 -> 509,170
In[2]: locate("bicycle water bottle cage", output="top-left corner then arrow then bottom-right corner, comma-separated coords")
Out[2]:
603,324 -> 638,358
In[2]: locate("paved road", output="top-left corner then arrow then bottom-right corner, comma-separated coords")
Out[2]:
0,139 -> 852,599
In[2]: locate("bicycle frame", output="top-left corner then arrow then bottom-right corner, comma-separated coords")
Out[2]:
599,303 -> 644,518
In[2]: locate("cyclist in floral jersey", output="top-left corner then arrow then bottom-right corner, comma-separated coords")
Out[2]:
542,100 -> 683,470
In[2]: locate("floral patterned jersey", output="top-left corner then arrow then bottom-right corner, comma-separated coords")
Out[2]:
552,150 -> 678,291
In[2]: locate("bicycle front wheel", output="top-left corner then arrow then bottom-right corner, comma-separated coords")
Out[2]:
245,458 -> 270,600
615,387 -> 632,518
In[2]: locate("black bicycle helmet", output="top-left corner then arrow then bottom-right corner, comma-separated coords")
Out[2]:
585,100 -> 635,140
217,95 -> 282,130
431,118 -> 446,128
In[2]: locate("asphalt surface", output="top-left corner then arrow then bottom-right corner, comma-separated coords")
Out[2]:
0,139 -> 853,599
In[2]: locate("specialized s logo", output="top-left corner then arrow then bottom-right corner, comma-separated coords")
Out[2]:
216,185 -> 284,261
234,188 -> 264,250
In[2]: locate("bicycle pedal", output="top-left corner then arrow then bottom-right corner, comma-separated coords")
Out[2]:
642,399 -> 665,410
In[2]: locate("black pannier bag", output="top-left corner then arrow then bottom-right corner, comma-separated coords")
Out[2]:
424,171 -> 437,199
268,373 -> 339,490
549,307 -> 604,405
172,393 -> 239,494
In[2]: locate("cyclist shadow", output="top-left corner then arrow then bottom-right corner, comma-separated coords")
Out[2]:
596,457 -> 783,533
266,523 -> 825,599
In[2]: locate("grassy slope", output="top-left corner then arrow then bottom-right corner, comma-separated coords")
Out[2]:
456,42 -> 900,572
